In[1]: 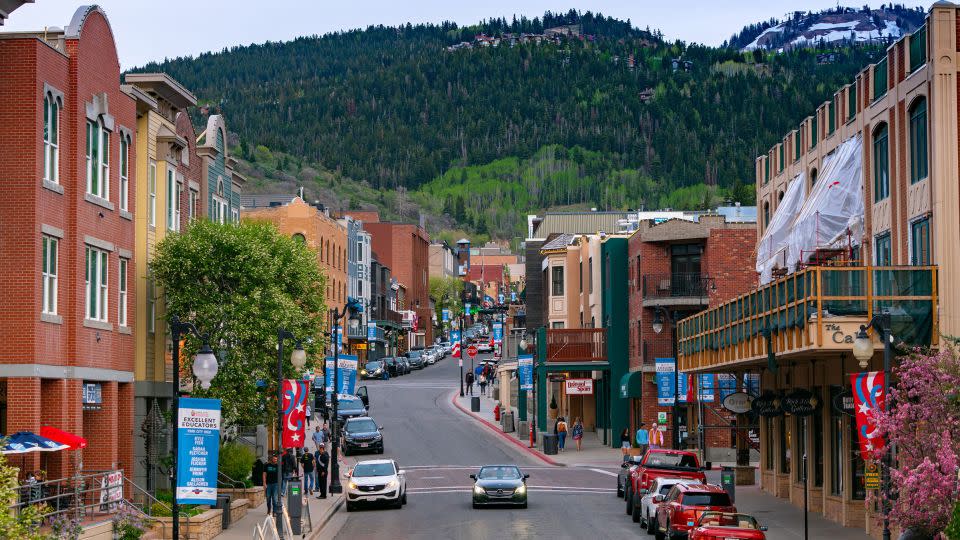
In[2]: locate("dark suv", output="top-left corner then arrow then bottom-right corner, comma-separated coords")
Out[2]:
405,350 -> 425,369
342,417 -> 384,456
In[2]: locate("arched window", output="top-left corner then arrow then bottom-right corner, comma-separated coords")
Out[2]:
212,176 -> 228,223
909,97 -> 928,184
873,123 -> 890,202
292,233 -> 306,244
86,117 -> 109,199
43,92 -> 61,184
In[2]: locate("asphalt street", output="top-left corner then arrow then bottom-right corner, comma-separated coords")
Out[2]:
333,352 -> 634,540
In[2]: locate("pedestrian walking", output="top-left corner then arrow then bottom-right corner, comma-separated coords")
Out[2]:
311,424 -> 327,451
305,404 -> 312,427
252,457 -> 265,487
619,428 -> 632,456
315,444 -> 329,499
263,454 -> 280,515
572,417 -> 584,451
478,373 -> 488,396
465,371 -> 475,395
300,450 -> 316,494
649,422 -> 665,449
635,422 -> 650,458
280,448 -> 298,496
556,417 -> 568,452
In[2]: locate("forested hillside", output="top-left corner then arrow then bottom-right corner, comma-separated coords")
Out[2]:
135,10 -> 891,239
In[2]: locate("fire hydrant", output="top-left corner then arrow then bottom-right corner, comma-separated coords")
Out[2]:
494,403 -> 501,421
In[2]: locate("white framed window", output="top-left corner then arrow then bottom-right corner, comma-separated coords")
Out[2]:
86,120 -> 109,199
119,136 -> 129,211
231,208 -> 239,223
118,258 -> 128,327
166,169 -> 175,231
41,236 -> 58,315
212,177 -> 228,223
85,246 -> 108,321
176,179 -> 183,231
148,161 -> 157,227
188,189 -> 198,222
43,94 -> 60,184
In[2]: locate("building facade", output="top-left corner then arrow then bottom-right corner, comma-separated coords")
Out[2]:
0,5 -> 137,480
196,115 -> 243,224
339,215 -> 372,361
429,242 -> 457,279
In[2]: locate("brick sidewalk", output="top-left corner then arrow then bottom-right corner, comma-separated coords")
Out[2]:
216,483 -> 344,540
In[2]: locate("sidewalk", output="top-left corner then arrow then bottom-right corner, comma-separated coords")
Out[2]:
216,485 -> 344,540
452,388 -> 624,468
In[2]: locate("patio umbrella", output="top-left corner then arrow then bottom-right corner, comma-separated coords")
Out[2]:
1,431 -> 69,454
39,426 -> 87,451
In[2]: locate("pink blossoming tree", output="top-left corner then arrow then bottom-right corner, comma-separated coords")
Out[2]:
873,347 -> 960,537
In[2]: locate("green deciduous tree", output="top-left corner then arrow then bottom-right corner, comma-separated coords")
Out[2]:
151,220 -> 327,427
429,276 -> 465,322
0,450 -> 45,540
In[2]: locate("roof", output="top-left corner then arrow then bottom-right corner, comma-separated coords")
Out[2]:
240,194 -> 297,209
123,73 -> 197,110
530,211 -> 630,239
539,233 -> 577,252
467,264 -> 505,283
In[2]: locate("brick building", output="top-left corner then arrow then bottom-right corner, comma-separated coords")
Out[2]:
0,5 -> 137,479
625,212 -> 756,457
350,213 -> 432,346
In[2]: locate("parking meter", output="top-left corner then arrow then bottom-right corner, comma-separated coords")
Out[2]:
286,477 -> 303,535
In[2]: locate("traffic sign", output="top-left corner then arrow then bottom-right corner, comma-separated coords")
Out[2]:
466,345 -> 478,358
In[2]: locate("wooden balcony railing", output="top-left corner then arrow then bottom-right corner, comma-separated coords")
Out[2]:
546,328 -> 607,363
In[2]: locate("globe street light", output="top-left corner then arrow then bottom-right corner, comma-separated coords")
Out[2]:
852,325 -> 875,369
328,297 -> 363,495
651,307 -> 680,450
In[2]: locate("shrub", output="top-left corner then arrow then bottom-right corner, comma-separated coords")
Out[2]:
218,442 -> 255,486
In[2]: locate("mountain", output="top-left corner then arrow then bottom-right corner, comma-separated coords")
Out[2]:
135,10 -> 889,239
730,4 -> 925,51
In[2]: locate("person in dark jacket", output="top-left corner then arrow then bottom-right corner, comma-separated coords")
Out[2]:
280,448 -> 298,496
300,451 -> 316,494
315,444 -> 329,499
252,458 -> 265,487
263,454 -> 280,515
465,371 -> 475,395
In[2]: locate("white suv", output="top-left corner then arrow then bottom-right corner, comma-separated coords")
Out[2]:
346,459 -> 407,511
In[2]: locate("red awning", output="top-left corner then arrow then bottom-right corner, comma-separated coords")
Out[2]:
39,426 -> 87,451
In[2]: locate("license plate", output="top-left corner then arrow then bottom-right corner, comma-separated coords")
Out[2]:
360,443 -> 369,448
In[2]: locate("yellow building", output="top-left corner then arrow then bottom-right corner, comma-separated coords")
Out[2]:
123,73 -> 198,491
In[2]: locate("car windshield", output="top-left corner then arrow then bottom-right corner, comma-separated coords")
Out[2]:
478,466 -> 521,480
366,361 -> 382,370
644,452 -> 699,469
658,484 -> 675,496
352,463 -> 395,477
347,419 -> 378,433
407,351 -> 422,358
699,512 -> 759,529
339,398 -> 364,412
682,493 -> 731,506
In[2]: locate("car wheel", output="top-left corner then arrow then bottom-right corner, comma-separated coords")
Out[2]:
668,527 -> 683,540
377,447 -> 384,454
402,491 -> 407,505
617,478 -> 623,498
625,486 -> 633,515
521,501 -> 528,509
346,502 -> 355,512
654,525 -> 665,540
472,502 -> 479,509
647,513 -> 657,535
631,492 -> 641,523
393,495 -> 403,509
342,448 -> 350,457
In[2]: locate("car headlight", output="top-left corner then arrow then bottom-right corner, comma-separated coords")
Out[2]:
348,482 -> 357,490
473,485 -> 484,494
386,479 -> 399,489
516,484 -> 526,494
373,433 -> 382,440
360,370 -> 367,376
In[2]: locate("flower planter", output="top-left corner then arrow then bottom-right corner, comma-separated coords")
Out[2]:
229,498 -> 250,525
150,509 -> 223,540
219,486 -> 265,509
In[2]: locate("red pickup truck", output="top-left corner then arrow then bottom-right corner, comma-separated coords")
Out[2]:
625,449 -> 706,517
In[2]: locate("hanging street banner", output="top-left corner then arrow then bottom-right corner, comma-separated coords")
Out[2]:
367,322 -> 377,341
325,355 -> 359,399
744,373 -> 760,396
655,358 -> 690,405
176,397 -> 221,505
518,354 -> 534,391
492,322 -> 503,344
718,374 -> 738,401
451,330 -> 461,358
282,379 -> 310,448
851,371 -> 886,461
697,374 -> 715,402
511,291 -> 517,302
442,309 -> 450,322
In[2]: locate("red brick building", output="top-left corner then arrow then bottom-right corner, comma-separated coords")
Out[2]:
351,213 -> 432,346
626,213 -> 755,458
0,6 -> 136,480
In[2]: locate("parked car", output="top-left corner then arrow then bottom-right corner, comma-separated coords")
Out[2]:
636,477 -> 700,530
405,350 -> 425,369
470,465 -> 529,509
627,448 -> 706,504
688,512 -> 767,540
653,484 -> 736,540
395,358 -> 411,375
423,349 -> 437,365
381,358 -> 400,377
361,360 -> 386,380
477,342 -> 494,353
341,416 -> 384,456
345,459 -> 406,511
440,342 -> 452,354
326,394 -> 368,422
617,455 -> 644,497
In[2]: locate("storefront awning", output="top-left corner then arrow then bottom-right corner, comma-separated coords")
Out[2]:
40,426 -> 87,451
619,370 -> 643,399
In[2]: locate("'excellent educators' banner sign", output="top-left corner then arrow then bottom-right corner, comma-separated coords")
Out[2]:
176,398 -> 221,505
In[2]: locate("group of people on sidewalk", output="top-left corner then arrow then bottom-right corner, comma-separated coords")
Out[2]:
619,421 -> 666,457
252,423 -> 344,516
552,416 -> 584,452
464,363 -> 495,396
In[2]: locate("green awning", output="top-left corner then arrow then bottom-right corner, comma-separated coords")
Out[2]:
619,370 -> 643,399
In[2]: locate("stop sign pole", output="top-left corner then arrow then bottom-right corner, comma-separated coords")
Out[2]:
467,344 -> 478,374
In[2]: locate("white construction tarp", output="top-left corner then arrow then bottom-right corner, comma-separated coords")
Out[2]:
786,134 -> 864,270
756,172 -> 806,284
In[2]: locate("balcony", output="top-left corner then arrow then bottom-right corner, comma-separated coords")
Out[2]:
676,266 -> 938,373
642,272 -> 712,307
546,328 -> 607,364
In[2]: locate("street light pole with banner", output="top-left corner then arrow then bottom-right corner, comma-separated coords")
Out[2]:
176,397 -> 221,506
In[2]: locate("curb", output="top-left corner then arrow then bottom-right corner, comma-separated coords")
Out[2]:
306,493 -> 345,540
449,390 -> 563,467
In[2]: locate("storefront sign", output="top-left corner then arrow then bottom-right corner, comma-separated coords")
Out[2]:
751,392 -> 783,417
697,374 -> 715,402
864,462 -> 881,490
367,322 -> 377,341
655,358 -> 690,405
324,355 -> 359,399
82,383 -> 102,410
492,322 -> 503,344
718,374 -> 737,400
98,471 -> 123,511
851,371 -> 886,461
657,411 -> 668,424
518,354 -> 534,391
176,397 -> 221,505
722,391 -> 754,414
831,389 -> 855,417
565,378 -> 593,395
442,309 -> 450,322
781,389 -> 821,416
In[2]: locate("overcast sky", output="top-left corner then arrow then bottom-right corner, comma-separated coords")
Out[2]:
4,1 -> 932,68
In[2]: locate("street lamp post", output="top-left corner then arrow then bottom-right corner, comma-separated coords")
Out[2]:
520,333 -> 537,448
852,311 -> 893,540
275,328 -> 307,535
328,297 -> 363,495
652,307 -> 681,450
459,314 -> 465,397
168,317 -> 217,540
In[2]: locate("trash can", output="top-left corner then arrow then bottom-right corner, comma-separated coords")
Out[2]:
721,466 -> 736,503
471,396 -> 481,412
215,493 -> 232,529
502,411 -> 515,433
542,433 -> 558,455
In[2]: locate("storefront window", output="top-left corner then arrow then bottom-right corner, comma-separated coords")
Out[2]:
830,386 -> 844,496
813,397 -> 824,487
764,416 -> 774,470
850,419 -> 866,500
797,415 -> 807,482
779,416 -> 791,475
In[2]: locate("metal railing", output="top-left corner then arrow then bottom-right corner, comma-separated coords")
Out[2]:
10,470 -> 128,523
545,328 -> 606,363
642,272 -> 711,299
